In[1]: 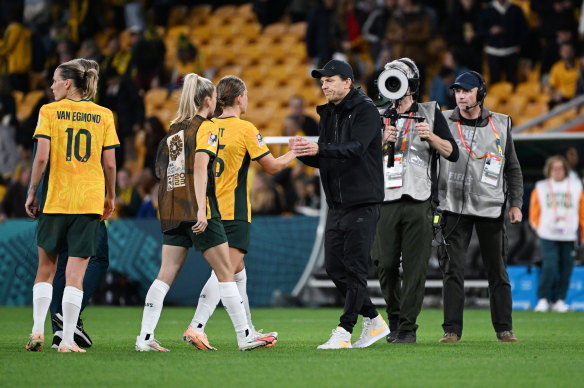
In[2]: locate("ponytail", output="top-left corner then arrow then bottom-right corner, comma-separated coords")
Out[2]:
172,73 -> 214,124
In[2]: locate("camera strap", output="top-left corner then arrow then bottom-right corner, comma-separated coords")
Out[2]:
399,112 -> 414,151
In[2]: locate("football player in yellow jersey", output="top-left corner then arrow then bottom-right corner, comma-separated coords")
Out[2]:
135,74 -> 276,352
24,58 -> 118,353
186,76 -> 297,349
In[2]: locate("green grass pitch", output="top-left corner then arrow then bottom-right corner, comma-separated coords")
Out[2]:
1,306 -> 583,387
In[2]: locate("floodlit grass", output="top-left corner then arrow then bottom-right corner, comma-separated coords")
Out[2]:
1,307 -> 583,387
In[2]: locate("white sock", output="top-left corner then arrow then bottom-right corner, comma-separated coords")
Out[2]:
235,268 -> 254,331
140,279 -> 170,339
218,282 -> 249,342
62,286 -> 83,346
190,271 -> 220,332
32,282 -> 52,335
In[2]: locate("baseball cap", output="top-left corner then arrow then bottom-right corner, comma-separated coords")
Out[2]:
311,59 -> 354,81
450,72 -> 480,90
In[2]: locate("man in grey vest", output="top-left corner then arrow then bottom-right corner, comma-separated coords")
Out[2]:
371,58 -> 459,344
437,71 -> 523,343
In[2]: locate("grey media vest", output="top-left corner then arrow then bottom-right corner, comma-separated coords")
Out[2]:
383,102 -> 436,202
438,110 -> 509,218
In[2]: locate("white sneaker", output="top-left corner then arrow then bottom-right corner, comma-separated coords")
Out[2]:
135,334 -> 169,352
352,314 -> 390,348
533,298 -> 550,312
317,327 -> 352,350
238,332 -> 277,351
551,300 -> 569,313
253,328 -> 279,339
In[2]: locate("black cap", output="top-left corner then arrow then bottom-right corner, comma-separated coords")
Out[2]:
311,59 -> 354,81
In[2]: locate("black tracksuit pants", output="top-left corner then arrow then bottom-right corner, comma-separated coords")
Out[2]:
442,213 -> 513,337
325,204 -> 380,333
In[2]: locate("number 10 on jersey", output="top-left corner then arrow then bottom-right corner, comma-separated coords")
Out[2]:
65,127 -> 92,162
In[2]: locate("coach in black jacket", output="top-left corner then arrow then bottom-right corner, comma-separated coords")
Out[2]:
290,60 -> 388,349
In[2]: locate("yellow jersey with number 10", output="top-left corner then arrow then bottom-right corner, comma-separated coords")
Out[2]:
33,99 -> 120,215
214,117 -> 270,222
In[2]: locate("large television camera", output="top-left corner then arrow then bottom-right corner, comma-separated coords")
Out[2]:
376,66 -> 424,167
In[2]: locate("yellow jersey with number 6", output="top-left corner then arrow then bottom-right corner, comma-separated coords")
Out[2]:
33,99 -> 120,215
214,117 -> 270,222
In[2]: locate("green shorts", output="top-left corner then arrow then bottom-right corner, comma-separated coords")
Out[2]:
223,220 -> 250,253
162,218 -> 227,252
37,213 -> 101,257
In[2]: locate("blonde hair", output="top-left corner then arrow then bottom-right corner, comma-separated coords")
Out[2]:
543,155 -> 570,179
57,58 -> 99,100
172,73 -> 215,123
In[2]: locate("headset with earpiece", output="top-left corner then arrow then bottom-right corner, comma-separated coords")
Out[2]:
461,70 -> 487,104
397,58 -> 420,98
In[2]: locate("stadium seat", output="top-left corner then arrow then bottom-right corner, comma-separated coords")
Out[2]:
523,102 -> 548,118
288,22 -> 307,39
263,22 -> 288,39
189,4 -> 212,25
516,81 -> 541,102
16,90 -> 45,122
488,82 -> 514,99
190,26 -> 211,46
483,94 -> 501,111
238,23 -> 262,41
144,88 -> 169,108
168,5 -> 189,27
213,4 -> 237,19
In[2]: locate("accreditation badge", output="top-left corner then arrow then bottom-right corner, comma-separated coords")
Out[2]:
385,153 -> 404,188
481,153 -> 502,187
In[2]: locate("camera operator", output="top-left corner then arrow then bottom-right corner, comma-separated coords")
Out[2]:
372,58 -> 459,344
437,71 -> 523,343
289,59 -> 389,349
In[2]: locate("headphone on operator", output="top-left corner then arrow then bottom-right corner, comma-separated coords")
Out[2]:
461,70 -> 487,104
397,58 -> 420,98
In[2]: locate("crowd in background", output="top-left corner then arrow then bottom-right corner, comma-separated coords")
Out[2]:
1,0 -> 584,222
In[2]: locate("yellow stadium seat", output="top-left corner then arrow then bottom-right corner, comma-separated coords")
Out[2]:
238,23 -> 262,41
190,26 -> 211,46
168,5 -> 189,27
288,22 -> 307,39
263,22 -> 288,39
488,82 -> 514,99
189,4 -> 212,25
516,81 -> 541,101
523,102 -> 548,118
12,90 -> 24,110
144,88 -> 169,108
483,94 -> 500,111
16,90 -> 45,122
214,5 -> 238,19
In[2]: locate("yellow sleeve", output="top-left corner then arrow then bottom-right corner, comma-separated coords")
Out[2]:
195,120 -> 218,156
0,24 -> 19,56
243,123 -> 270,161
103,110 -> 120,149
33,105 -> 52,140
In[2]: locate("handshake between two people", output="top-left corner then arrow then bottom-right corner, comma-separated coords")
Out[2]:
289,136 -> 318,157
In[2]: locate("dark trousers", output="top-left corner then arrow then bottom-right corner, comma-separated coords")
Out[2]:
537,238 -> 575,301
50,223 -> 109,333
325,204 -> 380,333
372,199 -> 432,333
487,53 -> 519,86
442,214 -> 512,337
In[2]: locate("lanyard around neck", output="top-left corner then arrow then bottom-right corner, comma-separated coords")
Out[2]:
548,178 -> 571,218
457,116 -> 503,159
399,112 -> 414,152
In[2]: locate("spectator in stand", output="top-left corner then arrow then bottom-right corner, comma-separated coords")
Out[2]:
384,0 -> 433,96
306,0 -> 337,69
79,38 -> 103,64
128,23 -> 166,92
335,0 -> 370,82
0,162 -> 30,222
562,146 -> 583,181
0,114 -> 19,179
101,67 -> 145,168
532,1 -> 579,76
136,171 -> 159,219
287,95 -> 318,136
430,51 -> 469,109
114,168 -> 142,218
361,0 -> 397,63
170,35 -> 205,89
477,0 -> 528,86
443,0 -> 483,73
143,116 -> 167,175
250,171 -> 284,215
548,42 -> 581,109
530,155 -> 584,313
0,74 -> 16,122
0,7 -> 32,92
